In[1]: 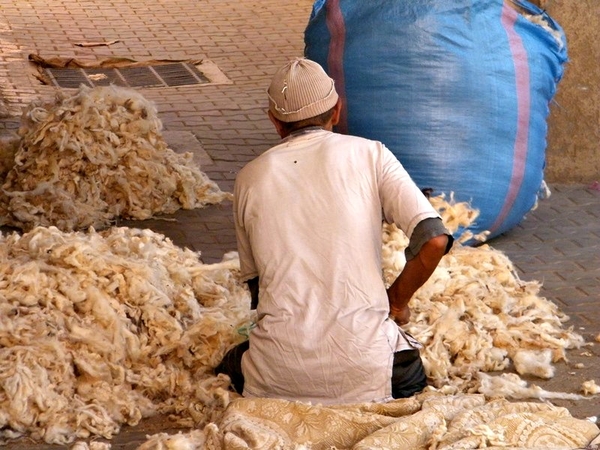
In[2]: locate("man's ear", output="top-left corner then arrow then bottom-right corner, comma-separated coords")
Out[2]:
268,110 -> 286,138
331,98 -> 342,127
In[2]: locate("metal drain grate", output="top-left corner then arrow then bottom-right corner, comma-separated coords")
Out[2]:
45,62 -> 211,89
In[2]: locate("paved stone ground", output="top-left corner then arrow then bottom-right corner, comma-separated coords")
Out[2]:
489,184 -> 600,421
0,0 -> 598,448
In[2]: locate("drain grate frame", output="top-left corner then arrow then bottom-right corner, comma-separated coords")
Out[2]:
45,62 -> 213,89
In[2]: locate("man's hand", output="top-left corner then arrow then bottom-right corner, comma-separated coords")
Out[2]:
389,304 -> 411,326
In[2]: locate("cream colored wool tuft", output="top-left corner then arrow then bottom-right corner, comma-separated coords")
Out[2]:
428,193 -> 489,244
477,373 -> 586,401
0,86 -> 231,231
71,442 -> 112,450
512,349 -> 555,379
522,13 -> 565,49
137,429 -> 206,450
582,380 -> 600,396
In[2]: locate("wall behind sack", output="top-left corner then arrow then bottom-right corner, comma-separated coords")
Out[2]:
535,0 -> 600,183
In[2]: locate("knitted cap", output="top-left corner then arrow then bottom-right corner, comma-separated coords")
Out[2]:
267,57 -> 339,122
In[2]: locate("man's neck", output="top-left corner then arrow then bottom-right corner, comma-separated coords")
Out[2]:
281,126 -> 326,141
280,122 -> 334,139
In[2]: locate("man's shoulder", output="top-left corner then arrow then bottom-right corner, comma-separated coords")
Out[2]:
334,133 -> 390,157
235,160 -> 258,185
329,132 -> 390,162
235,150 -> 274,188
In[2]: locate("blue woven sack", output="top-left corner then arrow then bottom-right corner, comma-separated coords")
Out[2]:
305,0 -> 567,241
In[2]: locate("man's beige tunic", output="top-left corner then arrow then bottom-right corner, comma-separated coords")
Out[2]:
234,129 -> 439,404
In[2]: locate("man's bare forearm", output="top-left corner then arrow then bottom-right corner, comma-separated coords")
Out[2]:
387,234 -> 449,324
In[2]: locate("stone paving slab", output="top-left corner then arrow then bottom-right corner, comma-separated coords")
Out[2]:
490,184 -> 600,336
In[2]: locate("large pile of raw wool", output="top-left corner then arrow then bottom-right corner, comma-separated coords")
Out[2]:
0,226 -> 249,445
0,85 -> 230,231
0,196 -> 597,448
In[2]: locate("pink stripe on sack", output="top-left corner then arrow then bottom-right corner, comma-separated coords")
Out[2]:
325,0 -> 348,134
490,3 -> 531,234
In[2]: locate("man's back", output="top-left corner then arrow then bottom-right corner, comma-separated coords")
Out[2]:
234,129 -> 435,403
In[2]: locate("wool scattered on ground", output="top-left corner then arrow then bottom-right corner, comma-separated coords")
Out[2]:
0,196 -> 594,447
